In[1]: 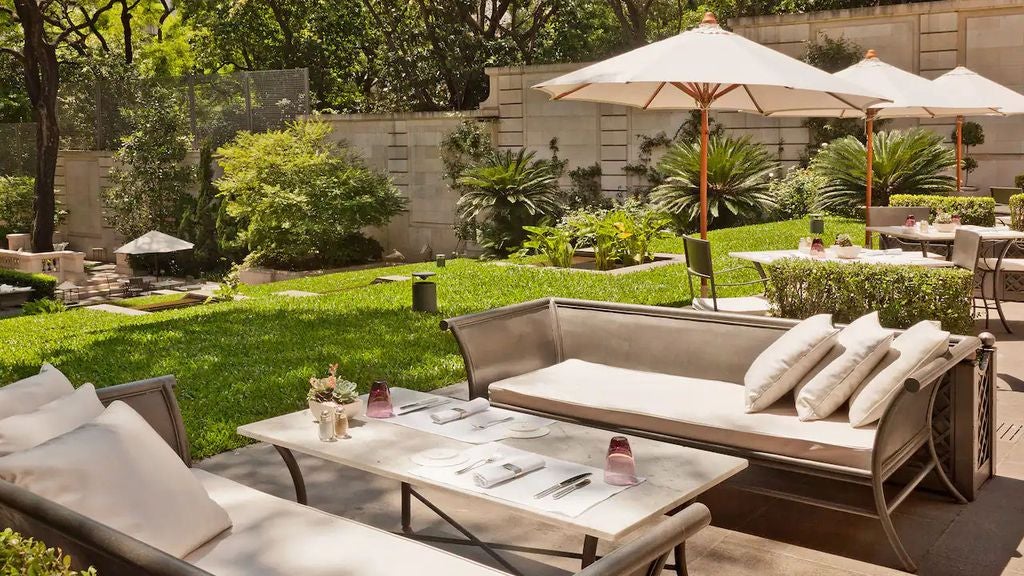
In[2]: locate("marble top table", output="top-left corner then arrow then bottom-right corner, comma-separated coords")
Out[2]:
867,224 -> 1024,244
239,400 -> 746,573
729,248 -> 954,273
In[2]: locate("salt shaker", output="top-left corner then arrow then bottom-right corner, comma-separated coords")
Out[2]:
334,406 -> 349,438
318,409 -> 337,442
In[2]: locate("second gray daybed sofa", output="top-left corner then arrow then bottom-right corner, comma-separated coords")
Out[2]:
442,297 -> 997,572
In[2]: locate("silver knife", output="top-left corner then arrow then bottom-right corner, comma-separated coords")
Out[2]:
396,398 -> 450,415
533,472 -> 592,499
553,478 -> 591,500
398,397 -> 446,411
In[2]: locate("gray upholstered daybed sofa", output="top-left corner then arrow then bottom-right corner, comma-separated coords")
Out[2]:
442,298 -> 998,572
0,374 -> 711,576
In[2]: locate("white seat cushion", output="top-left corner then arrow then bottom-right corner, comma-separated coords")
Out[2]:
693,296 -> 770,315
490,359 -> 876,470
794,312 -> 893,421
0,383 -> 104,456
981,258 -> 1024,273
744,314 -> 838,413
187,469 -> 506,576
0,401 -> 232,558
0,364 -> 74,420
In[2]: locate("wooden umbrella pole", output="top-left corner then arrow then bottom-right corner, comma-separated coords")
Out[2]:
955,115 -> 963,192
700,106 -> 709,240
865,110 -> 876,248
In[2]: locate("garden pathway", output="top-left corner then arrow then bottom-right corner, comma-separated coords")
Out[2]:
200,305 -> 1024,576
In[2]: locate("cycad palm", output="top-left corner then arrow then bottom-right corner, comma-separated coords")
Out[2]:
651,135 -> 778,230
456,149 -> 560,256
811,128 -> 955,215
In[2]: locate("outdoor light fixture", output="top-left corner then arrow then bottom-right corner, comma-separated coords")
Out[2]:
809,215 -> 825,235
411,271 -> 437,313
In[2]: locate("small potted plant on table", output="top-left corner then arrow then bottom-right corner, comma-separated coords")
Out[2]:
934,212 -> 957,233
832,233 -> 861,259
308,364 -> 362,422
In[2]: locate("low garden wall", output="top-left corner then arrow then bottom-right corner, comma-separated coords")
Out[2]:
0,269 -> 56,301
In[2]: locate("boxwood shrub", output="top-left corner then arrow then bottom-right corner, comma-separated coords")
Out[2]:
0,269 -> 56,301
764,259 -> 975,335
0,528 -> 96,575
890,194 -> 995,226
1011,193 -> 1024,231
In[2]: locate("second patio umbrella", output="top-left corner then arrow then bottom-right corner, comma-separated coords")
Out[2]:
533,13 -> 888,239
931,66 -> 1024,191
115,230 -> 195,280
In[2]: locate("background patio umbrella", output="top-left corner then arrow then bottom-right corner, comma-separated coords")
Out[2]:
931,67 -> 1024,191
114,230 -> 194,280
773,50 -> 997,245
532,13 -> 887,239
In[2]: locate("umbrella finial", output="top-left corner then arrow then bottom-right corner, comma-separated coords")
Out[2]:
701,12 -> 718,26
864,49 -> 878,59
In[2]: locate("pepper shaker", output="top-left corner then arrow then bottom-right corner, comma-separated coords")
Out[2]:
334,406 -> 349,438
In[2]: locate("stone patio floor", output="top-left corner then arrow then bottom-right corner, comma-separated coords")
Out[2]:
200,303 -> 1024,576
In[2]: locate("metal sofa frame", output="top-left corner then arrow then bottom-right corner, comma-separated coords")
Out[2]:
442,298 -> 997,573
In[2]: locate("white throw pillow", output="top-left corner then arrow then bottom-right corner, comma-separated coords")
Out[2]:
0,383 -> 104,456
0,364 -> 74,421
744,314 -> 839,412
794,312 -> 893,421
848,321 -> 950,427
0,401 -> 232,558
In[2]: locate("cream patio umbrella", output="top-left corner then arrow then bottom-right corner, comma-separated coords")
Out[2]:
773,50 -> 998,244
115,230 -> 194,280
931,67 -> 1024,191
532,13 -> 889,239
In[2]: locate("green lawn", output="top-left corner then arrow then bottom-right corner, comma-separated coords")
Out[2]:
0,217 -> 862,459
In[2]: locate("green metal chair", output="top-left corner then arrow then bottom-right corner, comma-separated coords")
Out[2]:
682,236 -> 770,315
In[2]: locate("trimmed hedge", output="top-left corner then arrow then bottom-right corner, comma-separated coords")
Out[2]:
0,269 -> 56,301
890,194 -> 995,227
764,259 -> 975,335
0,527 -> 96,575
1011,193 -> 1024,231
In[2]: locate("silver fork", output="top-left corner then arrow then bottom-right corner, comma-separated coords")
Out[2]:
471,416 -> 514,430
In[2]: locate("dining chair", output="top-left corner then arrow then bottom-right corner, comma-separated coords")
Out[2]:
682,236 -> 770,315
977,239 -> 1021,334
951,229 -> 1003,331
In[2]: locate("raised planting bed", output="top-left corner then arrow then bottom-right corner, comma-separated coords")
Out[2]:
525,248 -> 684,275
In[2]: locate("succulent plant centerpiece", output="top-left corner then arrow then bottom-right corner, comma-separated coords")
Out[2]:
307,364 -> 362,422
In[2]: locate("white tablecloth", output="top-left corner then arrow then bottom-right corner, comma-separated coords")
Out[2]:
359,388 -> 554,444
411,443 -> 641,518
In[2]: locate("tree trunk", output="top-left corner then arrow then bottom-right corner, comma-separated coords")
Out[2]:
121,0 -> 133,64
13,0 -> 60,252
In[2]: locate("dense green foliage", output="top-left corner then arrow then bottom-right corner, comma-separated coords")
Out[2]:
179,142 -> 228,272
0,176 -> 35,244
0,217 -> 863,459
104,84 -> 196,240
216,121 -> 404,270
22,298 -> 67,316
0,269 -> 56,301
812,129 -> 956,216
652,135 -> 778,230
769,168 -> 825,220
0,528 -> 95,576
456,149 -> 561,258
890,194 -> 996,227
764,259 -> 974,334
1011,194 -> 1024,231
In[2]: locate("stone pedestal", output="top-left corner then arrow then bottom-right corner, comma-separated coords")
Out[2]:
6,233 -> 30,251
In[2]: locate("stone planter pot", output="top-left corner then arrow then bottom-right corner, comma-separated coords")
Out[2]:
935,222 -> 957,233
834,245 -> 862,259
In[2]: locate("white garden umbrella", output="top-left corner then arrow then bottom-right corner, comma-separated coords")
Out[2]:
115,230 -> 194,280
931,67 -> 1024,190
773,51 -> 997,244
533,13 -> 889,239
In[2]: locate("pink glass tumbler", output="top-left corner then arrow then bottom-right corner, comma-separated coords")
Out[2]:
604,436 -> 639,486
366,380 -> 394,418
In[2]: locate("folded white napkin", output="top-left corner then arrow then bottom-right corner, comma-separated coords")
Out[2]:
473,455 -> 545,488
431,398 -> 489,424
